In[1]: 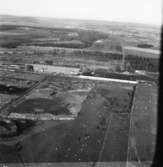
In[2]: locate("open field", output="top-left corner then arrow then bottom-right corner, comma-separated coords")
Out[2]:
7,75 -> 133,119
0,15 -> 160,72
0,15 -> 160,49
0,24 -> 108,49
128,83 -> 158,162
0,75 -> 135,164
0,78 -> 157,166
0,72 -> 43,110
0,15 -> 160,166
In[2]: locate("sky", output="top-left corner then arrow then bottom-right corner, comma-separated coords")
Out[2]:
0,0 -> 162,26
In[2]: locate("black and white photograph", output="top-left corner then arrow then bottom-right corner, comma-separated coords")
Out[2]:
0,0 -> 162,166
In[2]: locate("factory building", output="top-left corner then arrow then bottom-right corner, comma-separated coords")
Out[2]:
26,64 -> 80,75
122,46 -> 160,72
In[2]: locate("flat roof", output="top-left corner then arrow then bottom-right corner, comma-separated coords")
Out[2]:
123,46 -> 160,59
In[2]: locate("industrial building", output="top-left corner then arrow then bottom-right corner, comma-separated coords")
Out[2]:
26,64 -> 80,75
123,46 -> 160,72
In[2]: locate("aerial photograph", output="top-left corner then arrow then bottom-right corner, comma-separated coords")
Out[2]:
0,0 -> 162,166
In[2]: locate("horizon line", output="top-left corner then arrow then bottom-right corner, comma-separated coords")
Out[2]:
0,13 -> 161,28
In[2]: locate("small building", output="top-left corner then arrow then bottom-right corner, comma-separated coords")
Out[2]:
122,46 -> 160,72
26,64 -> 34,72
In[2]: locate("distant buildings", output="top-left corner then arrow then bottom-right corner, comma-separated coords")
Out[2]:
123,46 -> 160,73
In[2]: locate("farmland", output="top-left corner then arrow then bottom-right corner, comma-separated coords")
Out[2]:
0,15 -> 160,72
0,15 -> 160,166
0,74 -> 157,166
0,75 -> 135,163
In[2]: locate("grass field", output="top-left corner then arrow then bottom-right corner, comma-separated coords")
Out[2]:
0,75 -> 135,163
